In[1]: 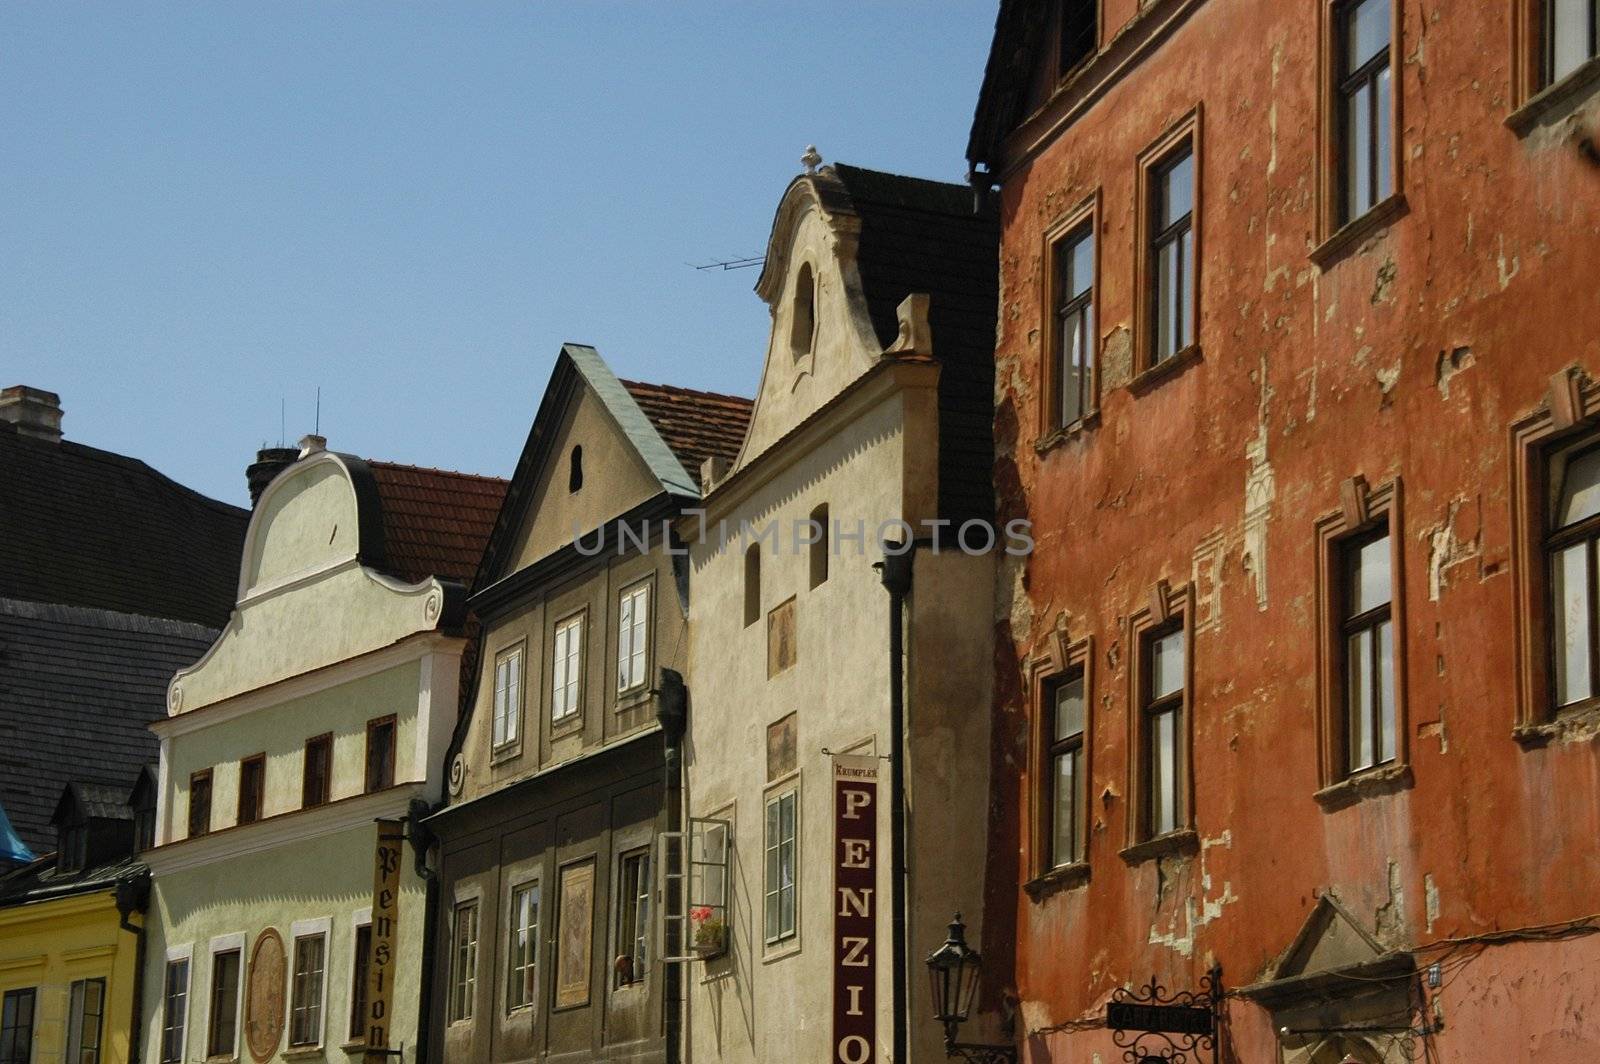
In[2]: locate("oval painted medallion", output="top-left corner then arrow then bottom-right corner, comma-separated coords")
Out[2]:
245,927 -> 286,1062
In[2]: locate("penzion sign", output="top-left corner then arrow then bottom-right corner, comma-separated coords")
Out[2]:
832,754 -> 879,1064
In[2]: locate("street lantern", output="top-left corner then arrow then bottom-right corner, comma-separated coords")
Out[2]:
925,913 -> 1016,1063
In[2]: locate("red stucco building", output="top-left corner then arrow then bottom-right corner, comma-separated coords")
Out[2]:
968,0 -> 1600,1060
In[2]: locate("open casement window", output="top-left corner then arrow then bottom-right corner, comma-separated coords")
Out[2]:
67,978 -> 106,1064
492,643 -> 524,749
449,900 -> 479,1023
1315,476 -> 1408,796
613,850 -> 652,988
506,882 -> 540,1012
551,613 -> 584,722
1123,583 -> 1196,860
617,582 -> 651,695
659,817 -> 731,963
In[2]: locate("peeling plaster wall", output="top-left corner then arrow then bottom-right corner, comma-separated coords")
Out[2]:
988,0 -> 1600,1058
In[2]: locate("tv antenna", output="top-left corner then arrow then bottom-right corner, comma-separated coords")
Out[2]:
691,254 -> 764,272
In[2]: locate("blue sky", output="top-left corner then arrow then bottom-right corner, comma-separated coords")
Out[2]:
2,3 -> 996,505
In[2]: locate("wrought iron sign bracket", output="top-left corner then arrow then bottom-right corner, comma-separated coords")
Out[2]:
1106,965 -> 1223,1064
943,1037 -> 1019,1064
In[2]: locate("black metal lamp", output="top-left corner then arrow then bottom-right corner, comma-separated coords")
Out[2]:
925,913 -> 1016,1063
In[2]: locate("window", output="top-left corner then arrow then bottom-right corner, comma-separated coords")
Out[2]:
493,644 -> 524,747
207,950 -> 241,1058
1059,0 -> 1098,74
187,770 -> 212,839
744,544 -> 761,627
1051,221 -> 1096,427
1341,531 -> 1397,773
1142,626 -> 1186,838
507,883 -> 540,1011
1548,443 -> 1600,708
763,790 -> 797,944
66,978 -> 105,1064
134,803 -> 156,853
237,753 -> 265,825
791,263 -> 816,360
617,582 -> 651,694
289,932 -> 326,1047
552,614 -> 584,721
569,446 -> 583,493
160,958 -> 189,1064
349,923 -> 372,1042
303,733 -> 332,808
59,818 -> 87,872
614,851 -> 651,987
1336,0 -> 1394,224
1148,146 -> 1196,366
1,988 -> 36,1064
1047,672 -> 1087,867
809,504 -> 830,588
365,716 -> 396,793
1545,0 -> 1599,85
449,900 -> 479,1023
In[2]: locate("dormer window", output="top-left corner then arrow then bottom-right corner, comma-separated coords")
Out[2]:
790,263 -> 816,361
59,819 -> 87,872
569,446 -> 584,493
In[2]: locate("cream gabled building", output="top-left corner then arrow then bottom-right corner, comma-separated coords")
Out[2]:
140,441 -> 503,1064
683,162 -> 1003,1063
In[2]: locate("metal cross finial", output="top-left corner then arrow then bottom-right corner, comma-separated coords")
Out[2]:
801,145 -> 822,175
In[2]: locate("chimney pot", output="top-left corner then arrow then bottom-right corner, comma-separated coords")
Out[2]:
246,447 -> 301,507
297,434 -> 327,458
0,386 -> 63,443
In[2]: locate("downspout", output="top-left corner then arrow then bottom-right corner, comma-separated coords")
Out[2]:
877,542 -> 916,1064
408,798 -> 440,1064
656,669 -> 689,1064
116,871 -> 151,1064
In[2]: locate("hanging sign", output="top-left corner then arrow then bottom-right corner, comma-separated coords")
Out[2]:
364,819 -> 405,1062
832,753 -> 878,1064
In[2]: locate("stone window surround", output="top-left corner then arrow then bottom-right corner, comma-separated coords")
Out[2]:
1024,628 -> 1095,899
1120,580 -> 1199,863
1312,475 -> 1415,810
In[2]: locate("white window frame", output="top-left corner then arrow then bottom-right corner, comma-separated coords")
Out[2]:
348,908 -> 372,1045
288,916 -> 332,1049
205,932 -> 246,1060
160,943 -> 194,1064
763,789 -> 799,946
492,642 -> 525,750
616,580 -> 652,695
551,612 -> 585,722
659,815 -> 732,964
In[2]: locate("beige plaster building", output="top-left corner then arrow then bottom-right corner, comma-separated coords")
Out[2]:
682,161 -> 1003,1064
140,441 -> 503,1064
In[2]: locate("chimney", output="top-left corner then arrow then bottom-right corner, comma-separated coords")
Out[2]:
246,447 -> 300,507
0,386 -> 63,443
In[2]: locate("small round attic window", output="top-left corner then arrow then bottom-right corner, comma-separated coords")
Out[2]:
790,263 -> 816,361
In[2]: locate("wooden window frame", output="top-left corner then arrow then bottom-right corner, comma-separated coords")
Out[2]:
1512,369 -> 1600,739
1,988 -> 38,1064
616,580 -> 653,697
1313,476 -> 1412,804
288,929 -> 328,1048
348,921 -> 372,1042
302,733 -> 332,808
187,769 -> 212,839
551,610 -> 586,725
1515,0 -> 1600,100
1314,0 -> 1406,261
66,977 -> 106,1064
1039,192 -> 1101,444
237,752 -> 266,826
159,952 -> 191,1064
612,848 -> 652,990
205,947 -> 242,1058
449,899 -> 480,1024
364,715 -> 397,794
1024,630 -> 1094,898
505,881 -> 540,1014
1056,0 -> 1102,78
1133,107 -> 1203,384
762,786 -> 799,947
1121,581 -> 1198,861
492,641 -> 526,751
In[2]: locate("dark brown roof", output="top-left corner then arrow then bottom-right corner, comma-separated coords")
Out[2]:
620,380 -> 754,479
365,462 -> 509,586
0,423 -> 249,629
827,163 -> 1000,525
967,0 -> 1049,172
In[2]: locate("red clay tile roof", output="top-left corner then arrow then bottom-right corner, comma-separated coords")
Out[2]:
620,380 -> 753,482
365,462 -> 509,585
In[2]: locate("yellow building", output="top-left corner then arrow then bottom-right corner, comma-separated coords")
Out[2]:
0,783 -> 152,1064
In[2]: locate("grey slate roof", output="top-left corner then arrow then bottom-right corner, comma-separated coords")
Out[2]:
0,597 -> 216,853
0,422 -> 248,629
0,852 -> 145,908
826,163 -> 1001,526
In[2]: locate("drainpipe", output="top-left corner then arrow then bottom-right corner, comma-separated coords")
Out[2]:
407,798 -> 440,1064
877,541 -> 917,1064
656,669 -> 689,1064
116,871 -> 151,1064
